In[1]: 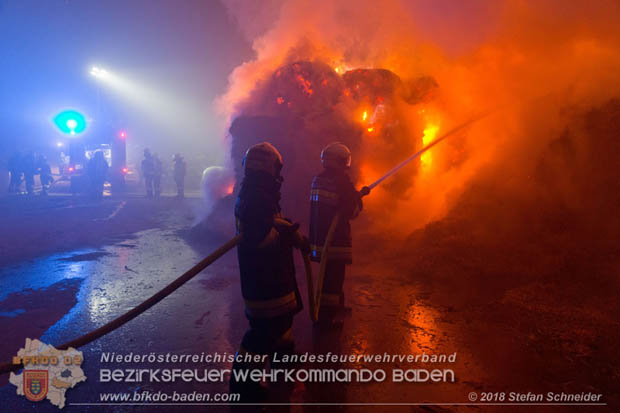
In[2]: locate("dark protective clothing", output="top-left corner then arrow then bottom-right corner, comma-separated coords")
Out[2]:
153,156 -> 163,197
309,168 -> 362,317
231,169 -> 303,399
141,155 -> 154,197
235,170 -> 302,320
87,153 -> 108,200
309,169 -> 362,264
173,158 -> 186,198
22,152 -> 36,195
37,157 -> 53,195
8,152 -> 22,193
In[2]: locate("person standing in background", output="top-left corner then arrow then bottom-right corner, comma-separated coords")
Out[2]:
172,153 -> 186,199
37,155 -> 53,196
141,149 -> 155,197
87,150 -> 108,200
152,153 -> 163,198
7,151 -> 22,193
22,151 -> 36,195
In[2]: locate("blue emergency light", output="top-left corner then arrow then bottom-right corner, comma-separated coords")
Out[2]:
53,110 -> 87,135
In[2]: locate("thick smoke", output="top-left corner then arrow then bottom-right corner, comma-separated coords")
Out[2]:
217,0 -> 620,235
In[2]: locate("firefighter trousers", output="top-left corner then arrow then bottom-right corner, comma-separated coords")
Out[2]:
318,260 -> 347,320
230,314 -> 295,400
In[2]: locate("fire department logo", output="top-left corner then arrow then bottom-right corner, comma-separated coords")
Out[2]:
23,370 -> 49,402
9,338 -> 86,409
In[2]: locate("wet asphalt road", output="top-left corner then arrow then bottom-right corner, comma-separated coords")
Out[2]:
0,195 -> 615,412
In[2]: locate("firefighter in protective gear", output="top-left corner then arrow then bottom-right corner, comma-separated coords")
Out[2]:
152,153 -> 163,198
8,151 -> 22,194
141,149 -> 155,197
172,153 -> 186,199
310,142 -> 365,326
231,142 -> 309,400
87,150 -> 109,200
37,155 -> 53,196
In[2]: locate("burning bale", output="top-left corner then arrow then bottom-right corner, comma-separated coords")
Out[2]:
227,60 -> 439,220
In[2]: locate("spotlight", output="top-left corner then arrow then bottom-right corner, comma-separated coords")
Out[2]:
90,66 -> 108,79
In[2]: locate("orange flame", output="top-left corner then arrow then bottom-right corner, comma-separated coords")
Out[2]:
421,124 -> 439,169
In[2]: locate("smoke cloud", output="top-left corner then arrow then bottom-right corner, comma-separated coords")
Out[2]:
217,0 -> 620,235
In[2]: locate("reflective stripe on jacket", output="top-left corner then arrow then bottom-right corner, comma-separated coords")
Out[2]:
235,171 -> 302,319
244,291 -> 298,318
309,169 -> 362,264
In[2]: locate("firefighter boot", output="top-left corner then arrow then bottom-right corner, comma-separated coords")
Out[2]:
229,350 -> 268,403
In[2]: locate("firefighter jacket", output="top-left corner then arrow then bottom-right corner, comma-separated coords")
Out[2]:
173,159 -> 186,181
141,156 -> 154,178
235,170 -> 303,319
309,169 -> 362,264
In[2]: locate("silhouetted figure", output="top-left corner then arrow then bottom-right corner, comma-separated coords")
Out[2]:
37,155 -> 53,196
141,149 -> 154,197
87,150 -> 108,200
230,142 -> 309,402
7,151 -> 22,193
153,154 -> 163,198
22,151 -> 36,195
172,153 -> 186,199
309,143 -> 364,328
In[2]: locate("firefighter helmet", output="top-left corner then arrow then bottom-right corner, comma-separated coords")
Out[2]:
321,142 -> 351,169
243,142 -> 283,177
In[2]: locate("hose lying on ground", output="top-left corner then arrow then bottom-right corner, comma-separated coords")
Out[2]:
0,235 -> 241,375
0,233 -> 319,375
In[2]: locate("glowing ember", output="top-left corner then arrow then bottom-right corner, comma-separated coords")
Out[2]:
421,124 -> 439,168
367,127 -> 374,132
296,74 -> 313,96
362,111 -> 368,121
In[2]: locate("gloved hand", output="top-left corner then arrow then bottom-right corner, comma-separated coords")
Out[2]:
274,218 -> 301,247
274,218 -> 311,252
299,235 -> 311,255
359,186 -> 371,197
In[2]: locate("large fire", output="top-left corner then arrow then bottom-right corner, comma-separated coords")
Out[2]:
226,61 -> 438,221
421,124 -> 439,169
217,0 -> 620,235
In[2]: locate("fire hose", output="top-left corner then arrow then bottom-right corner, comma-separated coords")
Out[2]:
0,112 -> 488,375
0,235 -> 240,375
312,111 -> 492,320
0,233 -> 317,375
